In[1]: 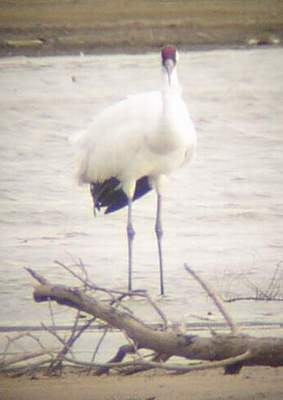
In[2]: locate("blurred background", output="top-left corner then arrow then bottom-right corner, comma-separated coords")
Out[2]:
0,0 -> 282,56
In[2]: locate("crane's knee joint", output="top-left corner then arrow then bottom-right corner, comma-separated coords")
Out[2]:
127,223 -> 135,240
155,222 -> 163,238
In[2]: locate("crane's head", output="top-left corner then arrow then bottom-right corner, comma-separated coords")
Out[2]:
161,46 -> 178,86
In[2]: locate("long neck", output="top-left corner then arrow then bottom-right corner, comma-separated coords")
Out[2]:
159,66 -> 183,144
162,66 -> 181,95
161,66 -> 182,124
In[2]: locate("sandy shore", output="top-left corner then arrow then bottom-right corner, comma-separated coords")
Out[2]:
1,367 -> 283,400
0,0 -> 282,56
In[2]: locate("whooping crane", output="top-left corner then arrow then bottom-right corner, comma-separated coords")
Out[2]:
75,46 -> 197,295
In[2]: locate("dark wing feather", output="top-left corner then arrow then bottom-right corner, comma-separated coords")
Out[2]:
90,176 -> 152,215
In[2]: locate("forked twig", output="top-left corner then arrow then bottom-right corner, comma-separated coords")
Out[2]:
46,315 -> 96,374
54,260 -> 126,297
41,323 -> 75,359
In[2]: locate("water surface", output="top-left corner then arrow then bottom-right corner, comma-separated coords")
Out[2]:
0,48 -> 283,332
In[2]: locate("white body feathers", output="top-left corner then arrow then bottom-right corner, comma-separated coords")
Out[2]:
75,58 -> 197,198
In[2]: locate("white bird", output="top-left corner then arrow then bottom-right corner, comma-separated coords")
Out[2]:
74,46 -> 197,295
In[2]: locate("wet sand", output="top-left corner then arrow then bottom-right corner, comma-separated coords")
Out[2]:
1,367 -> 283,400
0,0 -> 282,56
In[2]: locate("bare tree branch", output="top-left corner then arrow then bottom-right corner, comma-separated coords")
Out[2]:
26,268 -> 283,369
63,350 -> 251,373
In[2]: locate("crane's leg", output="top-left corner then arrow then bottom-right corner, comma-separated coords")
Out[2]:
155,192 -> 164,295
127,198 -> 135,291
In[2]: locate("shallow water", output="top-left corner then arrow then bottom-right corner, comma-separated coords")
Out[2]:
0,48 -> 283,333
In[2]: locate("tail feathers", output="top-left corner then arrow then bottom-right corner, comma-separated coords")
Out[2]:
90,176 -> 152,215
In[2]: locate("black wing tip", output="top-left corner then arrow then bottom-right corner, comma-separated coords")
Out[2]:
90,176 -> 152,215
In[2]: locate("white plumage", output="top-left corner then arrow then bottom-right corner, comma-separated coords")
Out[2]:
74,46 -> 197,294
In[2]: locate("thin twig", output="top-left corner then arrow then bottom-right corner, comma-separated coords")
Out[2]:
54,260 -> 127,297
266,262 -> 282,298
90,327 -> 109,363
245,278 -> 268,299
225,262 -> 283,302
25,267 -> 48,284
5,359 -> 51,376
48,299 -> 56,328
63,350 -> 251,373
47,315 -> 96,373
1,332 -> 47,365
0,350 -> 55,370
121,352 -> 171,376
78,257 -> 89,283
41,323 -> 76,360
184,264 -> 238,334
144,293 -> 168,330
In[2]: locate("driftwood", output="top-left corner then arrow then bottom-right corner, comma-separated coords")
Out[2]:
23,266 -> 283,374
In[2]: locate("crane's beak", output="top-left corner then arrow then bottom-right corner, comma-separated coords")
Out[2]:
164,59 -> 174,86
